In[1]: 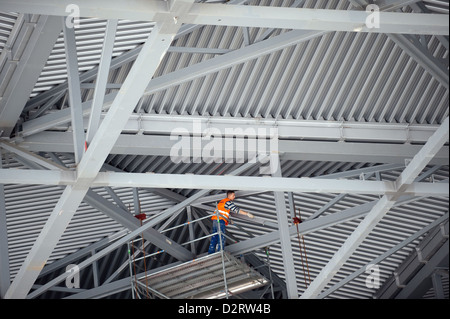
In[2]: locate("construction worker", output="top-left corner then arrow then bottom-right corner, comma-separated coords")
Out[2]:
208,190 -> 254,254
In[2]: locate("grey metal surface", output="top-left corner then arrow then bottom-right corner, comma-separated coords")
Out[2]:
137,251 -> 268,299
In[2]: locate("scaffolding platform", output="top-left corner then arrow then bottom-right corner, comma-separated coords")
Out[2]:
135,251 -> 269,299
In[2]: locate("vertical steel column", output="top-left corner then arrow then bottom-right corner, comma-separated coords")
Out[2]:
216,204 -> 229,299
62,18 -> 85,164
86,19 -> 118,145
271,153 -> 298,298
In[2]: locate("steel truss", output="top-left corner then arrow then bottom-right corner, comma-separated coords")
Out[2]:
0,0 -> 448,300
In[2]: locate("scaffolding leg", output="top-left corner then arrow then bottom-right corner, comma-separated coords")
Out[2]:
216,210 -> 229,299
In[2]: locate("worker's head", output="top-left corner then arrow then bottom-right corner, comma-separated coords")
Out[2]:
226,190 -> 236,200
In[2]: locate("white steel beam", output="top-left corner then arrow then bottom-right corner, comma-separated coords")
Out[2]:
16,131 -> 450,165
0,169 -> 75,185
85,19 -> 118,145
1,168 -> 448,197
0,15 -> 62,137
271,154 -> 299,299
300,117 -> 449,298
62,18 -> 85,164
1,1 -> 448,35
125,115 -> 441,143
93,173 -> 448,197
183,4 -> 449,35
25,113 -> 443,143
95,174 -> 387,194
0,0 -> 169,22
4,1 -> 194,298
20,105 -> 444,149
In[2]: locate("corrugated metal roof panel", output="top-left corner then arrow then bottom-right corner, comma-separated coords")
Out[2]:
139,30 -> 448,124
31,18 -> 154,97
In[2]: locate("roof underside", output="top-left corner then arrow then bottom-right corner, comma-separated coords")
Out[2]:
0,0 -> 448,299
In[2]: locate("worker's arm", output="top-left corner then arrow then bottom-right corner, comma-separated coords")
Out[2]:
238,209 -> 254,218
227,201 -> 254,218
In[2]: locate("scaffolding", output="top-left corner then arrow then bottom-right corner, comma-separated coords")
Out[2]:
127,211 -> 269,299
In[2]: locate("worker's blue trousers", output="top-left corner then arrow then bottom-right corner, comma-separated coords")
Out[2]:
208,219 -> 226,254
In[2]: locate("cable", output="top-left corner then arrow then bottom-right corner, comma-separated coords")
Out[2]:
293,208 -> 311,287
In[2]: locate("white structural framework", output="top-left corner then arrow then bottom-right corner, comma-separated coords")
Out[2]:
3,0 -> 197,299
0,0 -> 448,300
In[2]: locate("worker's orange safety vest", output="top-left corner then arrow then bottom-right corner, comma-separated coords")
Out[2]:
211,198 -> 230,225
